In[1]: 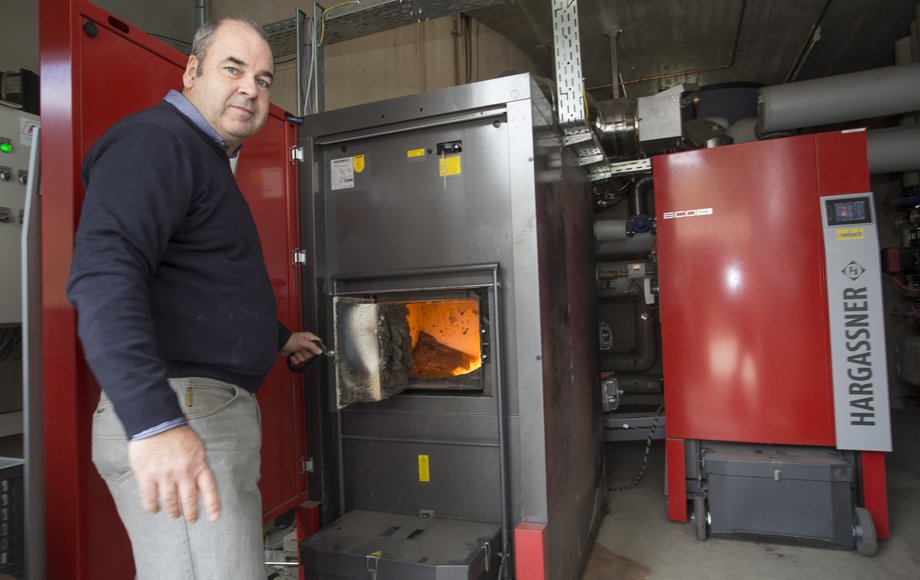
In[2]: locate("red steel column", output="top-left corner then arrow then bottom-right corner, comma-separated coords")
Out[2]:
514,522 -> 546,580
861,451 -> 890,540
666,438 -> 687,522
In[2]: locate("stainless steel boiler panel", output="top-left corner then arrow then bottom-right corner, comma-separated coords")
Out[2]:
300,74 -> 603,579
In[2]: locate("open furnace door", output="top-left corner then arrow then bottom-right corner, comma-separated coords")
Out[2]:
40,2 -> 307,578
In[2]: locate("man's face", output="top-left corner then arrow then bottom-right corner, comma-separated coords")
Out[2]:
182,21 -> 274,150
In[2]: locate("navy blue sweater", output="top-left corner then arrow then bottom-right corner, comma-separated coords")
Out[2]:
67,102 -> 289,438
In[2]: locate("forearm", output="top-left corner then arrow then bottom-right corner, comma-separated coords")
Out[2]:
69,122 -> 194,436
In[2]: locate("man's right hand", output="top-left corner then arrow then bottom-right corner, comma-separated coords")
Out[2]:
127,425 -> 221,523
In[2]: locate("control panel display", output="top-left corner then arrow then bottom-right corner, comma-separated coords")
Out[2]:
825,197 -> 872,226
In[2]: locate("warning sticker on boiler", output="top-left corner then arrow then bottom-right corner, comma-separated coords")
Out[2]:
418,455 -> 430,482
330,157 -> 354,190
21,118 -> 39,147
438,155 -> 461,177
837,227 -> 865,241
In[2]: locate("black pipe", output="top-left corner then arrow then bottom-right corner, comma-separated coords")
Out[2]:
629,175 -> 653,218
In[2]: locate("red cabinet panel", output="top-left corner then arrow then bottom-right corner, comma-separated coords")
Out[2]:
654,131 -> 869,446
40,2 -> 306,577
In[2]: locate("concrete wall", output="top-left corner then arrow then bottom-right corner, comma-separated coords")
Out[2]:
3,1 -> 531,115
1,1 -> 40,74
1,0 -> 193,80
212,0 -> 534,113
322,14 -> 534,111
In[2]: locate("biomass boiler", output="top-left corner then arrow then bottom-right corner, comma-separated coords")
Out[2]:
297,74 -> 605,579
655,130 -> 890,554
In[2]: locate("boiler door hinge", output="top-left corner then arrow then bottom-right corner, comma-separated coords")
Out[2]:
292,248 -> 307,267
300,457 -> 314,474
290,146 -> 304,163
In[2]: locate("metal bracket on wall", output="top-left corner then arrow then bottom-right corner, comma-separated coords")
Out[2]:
610,158 -> 652,177
292,249 -> 307,267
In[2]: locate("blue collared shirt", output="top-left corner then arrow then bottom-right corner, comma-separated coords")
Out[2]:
163,89 -> 241,158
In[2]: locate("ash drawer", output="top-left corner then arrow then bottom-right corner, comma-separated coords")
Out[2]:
301,509 -> 501,580
702,444 -> 855,546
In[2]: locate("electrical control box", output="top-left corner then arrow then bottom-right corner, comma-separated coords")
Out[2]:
0,105 -> 40,324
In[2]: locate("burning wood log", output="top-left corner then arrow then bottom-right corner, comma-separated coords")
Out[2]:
412,331 -> 479,378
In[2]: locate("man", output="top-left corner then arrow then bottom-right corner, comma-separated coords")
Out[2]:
66,17 -> 321,579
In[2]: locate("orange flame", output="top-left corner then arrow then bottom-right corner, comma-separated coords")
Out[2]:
406,299 -> 481,376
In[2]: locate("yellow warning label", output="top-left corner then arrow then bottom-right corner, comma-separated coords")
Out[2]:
418,455 -> 430,482
438,155 -> 461,177
353,154 -> 365,173
837,227 -> 865,241
369,550 -> 382,557
407,148 -> 426,158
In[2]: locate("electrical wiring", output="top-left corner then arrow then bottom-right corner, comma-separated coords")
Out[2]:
303,0 -> 361,114
319,1 -> 360,47
301,13 -> 315,115
608,404 -> 664,492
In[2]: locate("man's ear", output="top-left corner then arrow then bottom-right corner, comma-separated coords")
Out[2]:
182,55 -> 199,90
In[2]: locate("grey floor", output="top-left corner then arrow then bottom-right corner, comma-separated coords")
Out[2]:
587,408 -> 920,580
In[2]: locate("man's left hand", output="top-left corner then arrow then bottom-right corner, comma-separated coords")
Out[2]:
282,331 -> 325,366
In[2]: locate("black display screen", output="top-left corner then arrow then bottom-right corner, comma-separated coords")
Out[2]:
826,197 -> 872,226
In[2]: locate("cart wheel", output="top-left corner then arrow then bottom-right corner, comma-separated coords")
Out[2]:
693,496 -> 708,541
854,507 -> 878,557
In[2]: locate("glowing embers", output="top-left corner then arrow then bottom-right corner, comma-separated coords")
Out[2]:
405,299 -> 482,381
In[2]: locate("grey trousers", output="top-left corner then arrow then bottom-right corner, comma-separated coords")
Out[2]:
92,377 -> 266,580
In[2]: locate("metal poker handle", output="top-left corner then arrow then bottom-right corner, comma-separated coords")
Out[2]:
286,338 -> 334,373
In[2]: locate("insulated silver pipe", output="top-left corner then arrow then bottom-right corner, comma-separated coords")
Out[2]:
868,125 -> 920,174
595,235 -> 656,256
758,62 -> 920,133
594,218 -> 628,243
594,219 -> 656,256
895,27 -> 919,186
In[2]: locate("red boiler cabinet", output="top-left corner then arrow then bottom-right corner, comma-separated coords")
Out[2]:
654,130 -> 890,554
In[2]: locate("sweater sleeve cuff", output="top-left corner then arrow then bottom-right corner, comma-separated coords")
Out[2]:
277,321 -> 292,352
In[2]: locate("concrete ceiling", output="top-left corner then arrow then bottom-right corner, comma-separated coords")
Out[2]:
468,0 -> 919,99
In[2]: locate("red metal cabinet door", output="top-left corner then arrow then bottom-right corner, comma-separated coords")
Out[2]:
40,2 -> 306,578
654,134 -> 846,446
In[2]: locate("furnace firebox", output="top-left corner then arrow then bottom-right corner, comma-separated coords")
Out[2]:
298,74 -> 604,579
